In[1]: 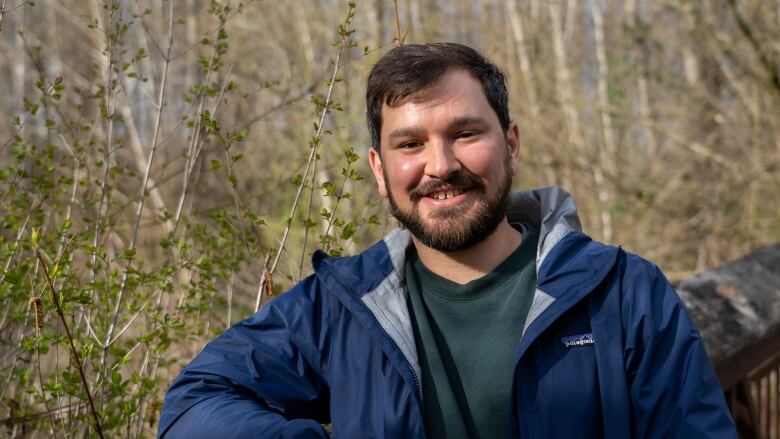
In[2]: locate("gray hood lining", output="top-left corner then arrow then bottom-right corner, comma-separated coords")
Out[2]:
361,186 -> 582,379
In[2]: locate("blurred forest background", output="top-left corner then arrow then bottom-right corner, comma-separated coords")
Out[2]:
0,0 -> 778,437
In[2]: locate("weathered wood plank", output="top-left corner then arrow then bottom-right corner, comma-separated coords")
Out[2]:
675,243 -> 780,390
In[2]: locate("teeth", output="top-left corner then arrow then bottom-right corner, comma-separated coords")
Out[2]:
430,188 -> 463,200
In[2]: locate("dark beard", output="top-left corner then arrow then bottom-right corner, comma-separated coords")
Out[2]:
384,162 -> 513,252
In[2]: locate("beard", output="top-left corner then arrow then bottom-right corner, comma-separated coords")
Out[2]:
384,158 -> 513,252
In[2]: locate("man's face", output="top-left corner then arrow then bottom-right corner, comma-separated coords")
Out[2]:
368,69 -> 520,252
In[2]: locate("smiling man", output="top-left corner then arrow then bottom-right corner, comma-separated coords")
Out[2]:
159,43 -> 736,438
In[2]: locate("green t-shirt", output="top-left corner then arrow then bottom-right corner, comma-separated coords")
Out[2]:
405,225 -> 538,439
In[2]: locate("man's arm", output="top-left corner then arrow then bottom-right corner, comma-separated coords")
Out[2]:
622,254 -> 736,438
158,276 -> 332,439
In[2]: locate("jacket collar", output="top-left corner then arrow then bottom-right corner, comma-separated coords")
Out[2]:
380,186 -> 586,276
313,186 -> 618,385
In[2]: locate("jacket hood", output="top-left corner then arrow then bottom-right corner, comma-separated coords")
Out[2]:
377,186 -> 584,276
312,186 -> 618,386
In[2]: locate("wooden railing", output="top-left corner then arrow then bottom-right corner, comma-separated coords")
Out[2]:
674,243 -> 780,439
726,351 -> 780,438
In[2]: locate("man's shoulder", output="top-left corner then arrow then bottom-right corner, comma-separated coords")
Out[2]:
264,231 -> 407,312
596,244 -> 685,323
553,231 -> 664,283
543,231 -> 675,306
311,234 -> 401,295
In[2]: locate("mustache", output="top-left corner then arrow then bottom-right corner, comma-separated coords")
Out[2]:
409,172 -> 483,201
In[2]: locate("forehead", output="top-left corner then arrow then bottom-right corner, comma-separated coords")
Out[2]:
379,70 -> 497,137
386,69 -> 485,109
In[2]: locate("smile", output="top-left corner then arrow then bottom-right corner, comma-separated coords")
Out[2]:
426,188 -> 465,200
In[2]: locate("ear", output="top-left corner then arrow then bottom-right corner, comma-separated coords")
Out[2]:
506,121 -> 520,174
368,147 -> 388,198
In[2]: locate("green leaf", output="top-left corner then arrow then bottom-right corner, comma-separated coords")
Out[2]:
71,293 -> 92,304
341,222 -> 357,240
118,248 -> 136,261
321,181 -> 337,196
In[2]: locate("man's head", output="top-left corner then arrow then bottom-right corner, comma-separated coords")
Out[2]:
366,43 -> 511,153
366,43 -> 520,252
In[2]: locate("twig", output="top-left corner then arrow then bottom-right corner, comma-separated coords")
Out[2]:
94,326 -> 164,396
263,1 -> 356,294
131,0 -> 163,58
392,0 -> 404,46
0,402 -> 85,426
226,272 -> 233,327
28,297 -> 60,439
108,259 -> 184,346
88,1 -> 119,361
321,161 -> 353,244
168,0 -> 260,62
1,76 -> 57,153
254,255 -> 270,311
0,0 -> 6,31
0,0 -> 33,32
725,0 -> 780,97
171,47 -> 218,233
0,212 -> 32,330
34,247 -> 104,439
238,82 -> 317,133
168,54 -> 234,316
104,0 -> 174,355
0,110 -> 33,152
298,134 -> 321,280
0,306 -> 31,404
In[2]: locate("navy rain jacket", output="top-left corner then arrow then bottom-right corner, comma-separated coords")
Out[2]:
159,187 -> 736,438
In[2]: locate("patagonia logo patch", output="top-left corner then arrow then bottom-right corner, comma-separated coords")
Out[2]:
561,333 -> 594,349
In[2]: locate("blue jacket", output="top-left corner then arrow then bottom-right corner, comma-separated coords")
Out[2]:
159,187 -> 735,438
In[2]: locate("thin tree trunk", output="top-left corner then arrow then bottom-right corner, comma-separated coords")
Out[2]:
12,6 -> 25,115
409,0 -> 422,41
548,0 -> 581,193
564,0 -> 578,43
506,0 -> 539,119
590,0 -> 614,242
625,0 -> 658,158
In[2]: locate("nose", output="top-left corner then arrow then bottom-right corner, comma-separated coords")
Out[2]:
424,139 -> 461,179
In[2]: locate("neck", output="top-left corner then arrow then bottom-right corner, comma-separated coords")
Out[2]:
413,218 -> 523,285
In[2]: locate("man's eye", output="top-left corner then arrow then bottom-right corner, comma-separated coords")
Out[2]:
457,131 -> 479,139
399,141 -> 422,149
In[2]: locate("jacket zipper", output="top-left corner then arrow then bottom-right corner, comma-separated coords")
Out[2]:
318,255 -> 425,417
356,298 -> 424,408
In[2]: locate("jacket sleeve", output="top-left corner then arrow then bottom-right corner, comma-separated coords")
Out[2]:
622,255 -> 736,438
158,276 -> 332,439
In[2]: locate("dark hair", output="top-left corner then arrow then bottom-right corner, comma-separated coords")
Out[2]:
366,42 -> 510,152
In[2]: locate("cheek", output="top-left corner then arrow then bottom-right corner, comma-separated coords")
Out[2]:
460,147 -> 497,174
387,158 -> 423,189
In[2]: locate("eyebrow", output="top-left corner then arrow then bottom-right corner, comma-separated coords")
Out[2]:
386,116 -> 490,144
387,127 -> 426,144
449,115 -> 489,129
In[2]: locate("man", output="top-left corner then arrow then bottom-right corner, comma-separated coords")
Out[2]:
159,43 -> 735,438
